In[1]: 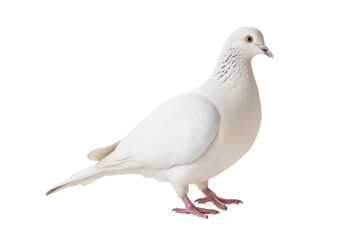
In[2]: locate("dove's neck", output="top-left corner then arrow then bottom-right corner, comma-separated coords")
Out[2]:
195,47 -> 259,109
208,48 -> 255,89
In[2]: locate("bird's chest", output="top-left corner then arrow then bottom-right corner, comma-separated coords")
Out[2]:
210,84 -> 262,168
224,97 -> 260,148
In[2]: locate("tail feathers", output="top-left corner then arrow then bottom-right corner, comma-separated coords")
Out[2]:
46,165 -> 102,196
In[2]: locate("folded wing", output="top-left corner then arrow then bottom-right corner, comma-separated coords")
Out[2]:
97,93 -> 220,170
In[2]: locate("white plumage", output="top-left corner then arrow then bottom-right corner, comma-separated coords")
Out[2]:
47,27 -> 272,219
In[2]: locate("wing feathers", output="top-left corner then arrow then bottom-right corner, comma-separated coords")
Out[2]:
87,141 -> 120,160
97,93 -> 220,170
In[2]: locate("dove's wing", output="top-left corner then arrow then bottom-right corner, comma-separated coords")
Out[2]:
97,93 -> 220,170
87,141 -> 120,160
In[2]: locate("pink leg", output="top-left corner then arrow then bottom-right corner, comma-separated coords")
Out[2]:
195,187 -> 243,210
173,195 -> 219,219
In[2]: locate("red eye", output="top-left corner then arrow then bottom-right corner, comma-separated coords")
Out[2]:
245,35 -> 253,43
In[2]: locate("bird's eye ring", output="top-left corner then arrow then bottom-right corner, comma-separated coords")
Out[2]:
245,35 -> 253,43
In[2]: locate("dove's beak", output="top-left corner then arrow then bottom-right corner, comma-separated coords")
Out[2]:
257,44 -> 273,58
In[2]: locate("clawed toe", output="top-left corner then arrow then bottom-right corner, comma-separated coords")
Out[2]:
196,187 -> 242,210
194,197 -> 209,204
173,195 -> 218,219
173,206 -> 218,218
196,207 -> 219,214
217,197 -> 243,205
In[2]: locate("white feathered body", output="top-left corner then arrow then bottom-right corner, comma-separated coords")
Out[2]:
47,33 -> 263,196
100,59 -> 261,189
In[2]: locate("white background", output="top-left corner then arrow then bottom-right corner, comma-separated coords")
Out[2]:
0,0 -> 359,239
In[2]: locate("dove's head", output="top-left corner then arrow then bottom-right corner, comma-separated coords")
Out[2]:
222,27 -> 273,60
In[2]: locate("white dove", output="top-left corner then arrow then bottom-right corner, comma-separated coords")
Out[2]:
46,27 -> 272,219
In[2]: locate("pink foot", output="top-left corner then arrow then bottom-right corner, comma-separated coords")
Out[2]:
173,195 -> 219,219
195,187 -> 243,210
